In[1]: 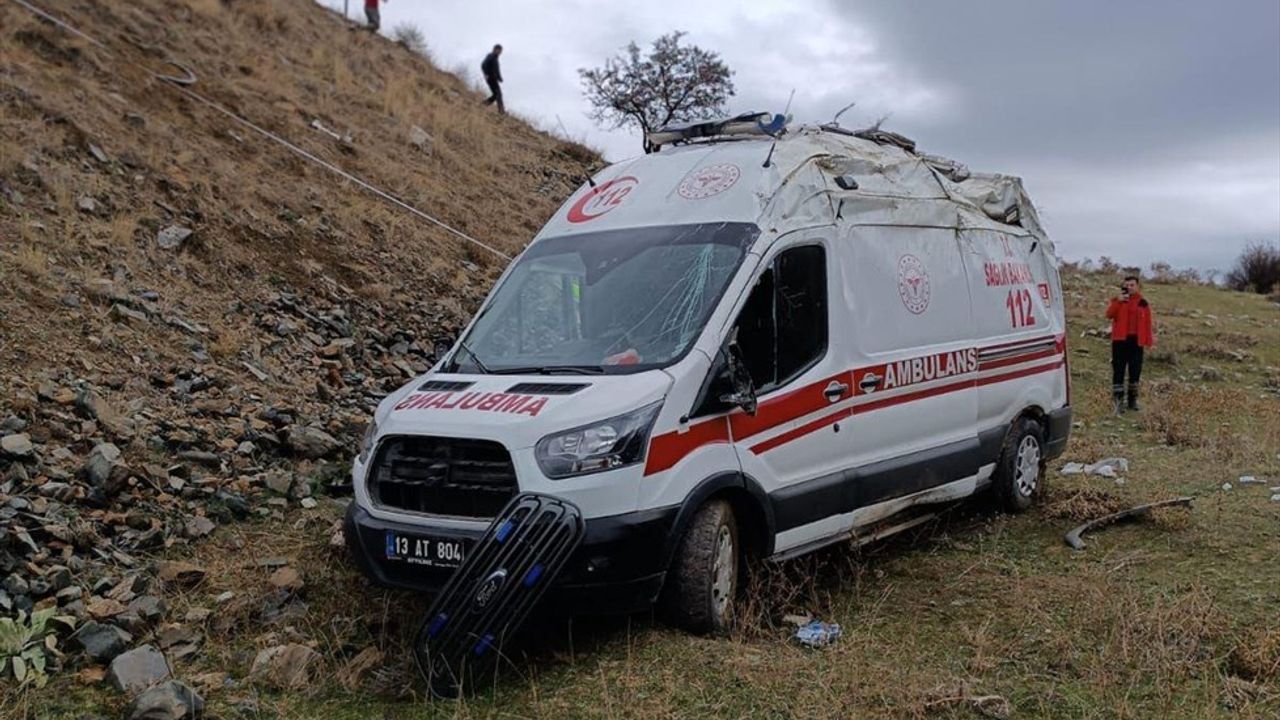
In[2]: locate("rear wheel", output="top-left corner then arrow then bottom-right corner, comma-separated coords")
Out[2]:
992,416 -> 1044,513
661,499 -> 739,635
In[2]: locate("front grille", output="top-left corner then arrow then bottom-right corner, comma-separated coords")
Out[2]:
368,436 -> 517,518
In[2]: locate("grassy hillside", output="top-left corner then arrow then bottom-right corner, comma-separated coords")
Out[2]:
3,2 -> 1279,718
13,273 -> 1279,719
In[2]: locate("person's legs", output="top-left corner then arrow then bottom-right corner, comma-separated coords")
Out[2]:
1110,341 -> 1127,414
1127,340 -> 1144,411
365,7 -> 379,31
484,78 -> 504,113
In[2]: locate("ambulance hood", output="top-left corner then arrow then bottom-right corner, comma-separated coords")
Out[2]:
374,370 -> 674,450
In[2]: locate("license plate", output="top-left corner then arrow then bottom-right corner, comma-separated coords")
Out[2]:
384,531 -> 466,568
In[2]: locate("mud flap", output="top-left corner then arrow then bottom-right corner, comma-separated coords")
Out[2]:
413,493 -> 584,698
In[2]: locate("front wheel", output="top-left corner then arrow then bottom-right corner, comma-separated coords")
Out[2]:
992,416 -> 1045,513
660,499 -> 739,635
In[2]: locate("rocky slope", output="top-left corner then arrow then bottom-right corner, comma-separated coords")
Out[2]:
0,0 -> 596,707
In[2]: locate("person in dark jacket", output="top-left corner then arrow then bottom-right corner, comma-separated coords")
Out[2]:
481,44 -> 504,114
1105,275 -> 1156,414
364,0 -> 385,32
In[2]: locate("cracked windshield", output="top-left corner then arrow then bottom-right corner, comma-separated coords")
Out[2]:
458,223 -> 759,373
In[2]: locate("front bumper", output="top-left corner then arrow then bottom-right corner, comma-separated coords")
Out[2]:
344,502 -> 677,614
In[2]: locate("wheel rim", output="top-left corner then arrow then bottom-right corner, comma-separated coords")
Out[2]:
711,524 -> 735,618
1014,435 -> 1041,497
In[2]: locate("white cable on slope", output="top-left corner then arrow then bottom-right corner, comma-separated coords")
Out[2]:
7,0 -> 513,261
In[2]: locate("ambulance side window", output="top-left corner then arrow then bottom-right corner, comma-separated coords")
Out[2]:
775,245 -> 828,384
735,245 -> 828,393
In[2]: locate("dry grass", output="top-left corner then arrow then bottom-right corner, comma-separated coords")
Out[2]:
13,243 -> 50,280
208,322 -> 248,361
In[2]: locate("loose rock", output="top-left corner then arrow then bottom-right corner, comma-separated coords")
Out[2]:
0,433 -> 34,458
156,225 -> 193,250
108,644 -> 172,694
129,680 -> 204,720
156,562 -> 206,587
72,621 -> 133,662
285,426 -> 340,459
249,643 -> 321,689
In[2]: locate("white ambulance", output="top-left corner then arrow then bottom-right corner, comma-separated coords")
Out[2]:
345,116 -> 1071,633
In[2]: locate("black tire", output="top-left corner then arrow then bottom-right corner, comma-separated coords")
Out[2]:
660,499 -> 739,635
991,416 -> 1045,513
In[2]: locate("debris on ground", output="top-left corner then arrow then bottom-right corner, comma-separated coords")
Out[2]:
1060,457 -> 1128,478
1223,483 -> 1233,491
1237,475 -> 1264,485
1064,496 -> 1194,550
794,620 -> 842,648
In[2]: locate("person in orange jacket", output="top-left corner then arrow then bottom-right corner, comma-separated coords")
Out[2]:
1105,275 -> 1156,414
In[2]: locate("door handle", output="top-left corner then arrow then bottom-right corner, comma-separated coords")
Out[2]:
858,373 -> 882,394
824,381 -> 849,402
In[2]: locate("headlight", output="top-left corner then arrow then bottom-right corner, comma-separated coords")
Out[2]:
535,401 -> 663,479
357,417 -> 380,464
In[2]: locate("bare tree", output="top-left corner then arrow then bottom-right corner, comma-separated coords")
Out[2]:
579,32 -> 735,153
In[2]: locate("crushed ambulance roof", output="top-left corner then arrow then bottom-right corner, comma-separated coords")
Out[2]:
537,125 -> 1055,260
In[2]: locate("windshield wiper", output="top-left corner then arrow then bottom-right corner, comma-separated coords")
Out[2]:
451,341 -> 492,374
490,365 -> 607,375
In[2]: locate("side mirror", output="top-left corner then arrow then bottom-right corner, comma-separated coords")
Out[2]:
435,335 -> 457,363
718,341 -> 758,416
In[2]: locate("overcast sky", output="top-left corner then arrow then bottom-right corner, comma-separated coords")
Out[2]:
320,0 -> 1279,272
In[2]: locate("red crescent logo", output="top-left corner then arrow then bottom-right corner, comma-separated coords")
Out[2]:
567,176 -> 639,223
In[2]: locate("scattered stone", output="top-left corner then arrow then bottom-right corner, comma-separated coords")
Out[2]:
156,562 -> 206,587
285,426 -> 340,459
87,597 -> 129,620
184,515 -> 216,538
263,471 -> 294,495
110,302 -> 151,325
408,125 -> 434,150
1198,366 -> 1224,382
128,595 -> 167,624
0,433 -> 34,458
72,621 -> 133,662
156,225 -> 193,250
177,450 -> 221,468
88,143 -> 109,163
77,389 -> 135,436
249,643 -> 321,689
108,645 -> 172,694
129,680 -> 203,720
336,646 -> 384,690
1222,482 -> 1233,491
157,624 -> 203,661
84,442 -> 124,487
77,195 -> 98,213
300,497 -> 318,510
267,566 -> 303,592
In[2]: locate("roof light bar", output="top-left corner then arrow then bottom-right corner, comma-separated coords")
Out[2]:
647,111 -> 788,149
